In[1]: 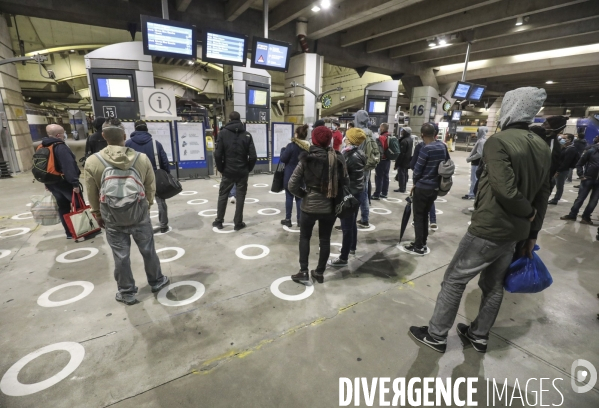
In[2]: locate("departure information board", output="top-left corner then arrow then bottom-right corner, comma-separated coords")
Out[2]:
141,15 -> 197,59
203,30 -> 248,66
250,37 -> 292,72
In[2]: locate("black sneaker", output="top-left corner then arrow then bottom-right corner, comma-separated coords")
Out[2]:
280,219 -> 292,227
334,225 -> 342,231
380,194 -> 388,198
151,276 -> 170,293
349,250 -> 356,256
404,243 -> 425,255
574,185 -> 579,189
328,257 -> 348,267
160,226 -> 170,233
456,323 -> 488,353
394,189 -> 406,193
212,220 -> 223,229
291,270 -> 311,285
547,200 -> 558,205
311,270 -> 324,284
560,214 -> 576,221
357,220 -> 369,228
372,196 -> 380,200
115,292 -> 138,305
580,217 -> 594,225
408,326 -> 447,353
234,222 -> 247,231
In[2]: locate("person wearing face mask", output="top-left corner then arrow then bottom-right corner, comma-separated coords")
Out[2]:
331,121 -> 343,152
548,133 -> 578,205
530,116 -> 568,179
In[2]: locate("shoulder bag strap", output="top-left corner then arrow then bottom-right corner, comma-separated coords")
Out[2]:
94,152 -> 110,169
152,139 -> 160,170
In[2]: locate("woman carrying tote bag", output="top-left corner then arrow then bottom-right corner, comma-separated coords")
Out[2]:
279,124 -> 310,227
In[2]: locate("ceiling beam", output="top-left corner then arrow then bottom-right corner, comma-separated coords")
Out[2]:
308,0 -> 420,40
225,0 -> 255,22
176,0 -> 193,12
269,0 -> 315,30
341,0 -> 499,47
391,3 -> 599,60
367,0 -> 588,53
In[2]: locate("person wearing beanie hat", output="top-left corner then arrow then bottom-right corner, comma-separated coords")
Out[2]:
354,110 -> 380,228
329,128 -> 367,267
332,121 -> 343,151
394,127 -> 413,193
288,126 -> 348,284
85,116 -> 108,159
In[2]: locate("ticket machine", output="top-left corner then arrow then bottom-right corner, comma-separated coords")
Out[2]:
363,80 -> 399,135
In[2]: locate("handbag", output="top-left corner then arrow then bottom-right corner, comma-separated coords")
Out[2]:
30,194 -> 60,226
63,191 -> 101,240
271,161 -> 285,193
334,184 -> 360,219
153,140 -> 182,199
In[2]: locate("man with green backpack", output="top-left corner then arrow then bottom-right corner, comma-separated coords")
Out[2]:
355,110 -> 380,228
373,122 -> 400,200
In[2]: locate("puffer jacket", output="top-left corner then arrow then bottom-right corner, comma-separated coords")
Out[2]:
343,147 -> 366,194
576,143 -> 599,180
288,145 -> 347,214
214,120 -> 257,179
470,123 -> 551,242
396,133 -> 413,169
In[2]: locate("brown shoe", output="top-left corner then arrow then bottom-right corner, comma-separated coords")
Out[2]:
580,217 -> 594,225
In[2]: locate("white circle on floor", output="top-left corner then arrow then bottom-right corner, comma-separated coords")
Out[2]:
559,199 -> 569,203
198,209 -> 218,217
187,199 -> 208,205
154,226 -> 172,236
150,210 -> 159,218
283,223 -> 300,233
157,281 -> 206,307
26,203 -> 32,207
10,212 -> 33,220
435,209 -> 443,215
180,191 -> 198,195
245,198 -> 259,204
213,223 -> 236,233
370,207 -> 391,215
397,243 -> 431,255
269,190 -> 285,195
156,247 -> 185,263
37,281 -> 94,307
56,248 -> 99,264
0,342 -> 85,396
270,276 -> 314,301
253,183 -> 269,187
357,223 -> 376,232
235,244 -> 269,260
0,250 -> 10,259
568,190 -> 576,193
212,184 -> 220,188
435,198 -> 447,203
468,221 -> 471,225
0,228 -> 31,238
257,208 -> 281,215
328,242 -> 342,257
383,197 -> 402,203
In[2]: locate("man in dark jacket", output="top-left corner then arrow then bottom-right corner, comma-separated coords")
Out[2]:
561,135 -> 599,225
394,127 -> 413,193
213,111 -> 257,231
43,124 -> 82,239
541,115 -> 568,177
125,120 -> 171,233
85,117 -> 107,158
548,133 -> 578,205
373,123 -> 391,199
570,132 -> 589,182
410,87 -> 551,354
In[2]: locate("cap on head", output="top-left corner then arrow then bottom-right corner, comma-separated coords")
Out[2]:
545,115 -> 568,131
311,126 -> 333,147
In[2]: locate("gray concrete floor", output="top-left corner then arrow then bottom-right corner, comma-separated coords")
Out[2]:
0,149 -> 598,407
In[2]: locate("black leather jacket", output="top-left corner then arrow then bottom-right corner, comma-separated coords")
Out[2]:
343,147 -> 366,194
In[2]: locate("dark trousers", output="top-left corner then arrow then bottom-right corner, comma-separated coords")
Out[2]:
299,211 -> 336,272
46,181 -> 79,237
413,187 -> 438,249
374,160 -> 391,197
285,188 -> 301,222
568,179 -> 599,219
397,167 -> 409,192
340,192 -> 366,260
549,170 -> 569,201
216,175 -> 248,225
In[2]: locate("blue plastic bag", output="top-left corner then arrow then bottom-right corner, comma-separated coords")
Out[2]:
504,245 -> 553,293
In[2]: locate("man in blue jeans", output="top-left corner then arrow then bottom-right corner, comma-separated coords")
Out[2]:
372,123 -> 391,200
561,135 -> 599,224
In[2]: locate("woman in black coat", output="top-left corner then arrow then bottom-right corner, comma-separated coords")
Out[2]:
279,124 -> 310,227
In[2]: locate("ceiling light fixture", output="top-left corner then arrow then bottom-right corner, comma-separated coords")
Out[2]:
427,38 -> 436,47
321,0 -> 331,9
545,80 -> 554,84
311,5 -> 321,12
438,37 -> 447,46
516,16 -> 523,26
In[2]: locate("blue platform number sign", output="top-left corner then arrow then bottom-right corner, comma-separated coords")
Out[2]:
103,106 -> 117,118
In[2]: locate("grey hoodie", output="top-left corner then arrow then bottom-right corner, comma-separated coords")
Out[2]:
467,126 -> 488,164
355,109 -> 379,170
499,87 -> 547,129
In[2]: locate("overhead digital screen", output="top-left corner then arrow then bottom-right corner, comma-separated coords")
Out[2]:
92,74 -> 135,102
248,89 -> 267,106
203,29 -> 248,67
468,85 -> 486,101
452,81 -> 472,99
250,37 -> 292,72
451,110 -> 462,121
368,100 -> 387,114
141,15 -> 197,60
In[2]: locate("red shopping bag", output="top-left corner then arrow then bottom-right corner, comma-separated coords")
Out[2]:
63,191 -> 101,240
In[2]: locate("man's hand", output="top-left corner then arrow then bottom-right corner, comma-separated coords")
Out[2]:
520,239 -> 536,259
528,208 -> 537,222
73,187 -> 81,194
97,218 -> 105,229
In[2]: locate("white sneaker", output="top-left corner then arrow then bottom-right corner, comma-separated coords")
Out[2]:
230,197 -> 236,204
430,223 -> 438,231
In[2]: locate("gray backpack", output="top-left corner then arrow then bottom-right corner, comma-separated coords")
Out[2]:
94,152 -> 148,227
437,158 -> 455,197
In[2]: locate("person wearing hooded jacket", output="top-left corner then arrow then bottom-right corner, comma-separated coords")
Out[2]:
548,133 -> 578,205
85,117 -> 107,158
394,127 -> 413,193
279,124 -> 310,227
355,110 -> 380,228
213,111 -> 257,231
125,120 -> 171,233
409,87 -> 551,354
530,115 -> 568,178
463,127 -> 488,200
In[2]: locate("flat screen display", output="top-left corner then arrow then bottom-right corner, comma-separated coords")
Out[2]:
451,110 -> 462,121
250,37 -> 292,72
203,29 -> 248,67
452,81 -> 472,99
141,15 -> 197,60
248,89 -> 267,106
368,100 -> 387,114
467,85 -> 486,101
92,74 -> 135,102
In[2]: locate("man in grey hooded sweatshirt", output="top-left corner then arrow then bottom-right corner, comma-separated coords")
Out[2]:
409,87 -> 551,354
355,110 -> 380,228
463,126 -> 488,200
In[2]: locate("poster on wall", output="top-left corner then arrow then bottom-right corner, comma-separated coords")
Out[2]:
272,123 -> 294,158
245,123 -> 268,158
176,122 -> 205,161
122,121 -> 174,162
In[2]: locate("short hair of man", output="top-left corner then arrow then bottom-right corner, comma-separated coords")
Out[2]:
380,123 -> 389,132
102,118 -> 126,144
565,133 -> 575,142
348,122 -> 355,128
229,111 -> 241,121
421,123 -> 436,138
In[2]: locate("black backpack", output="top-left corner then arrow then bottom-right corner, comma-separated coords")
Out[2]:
32,142 -> 64,184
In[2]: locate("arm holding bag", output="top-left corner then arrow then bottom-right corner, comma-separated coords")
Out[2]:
504,245 -> 553,293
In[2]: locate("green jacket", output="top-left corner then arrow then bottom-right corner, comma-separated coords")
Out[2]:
469,125 -> 551,242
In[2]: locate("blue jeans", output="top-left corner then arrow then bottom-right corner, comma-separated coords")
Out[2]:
568,179 -> 599,219
468,165 -> 478,198
46,180 -> 80,238
285,188 -> 301,222
374,160 -> 391,197
340,192 -> 366,260
360,170 -> 371,223
430,202 -> 437,224
229,184 -> 236,198
549,170 -> 568,201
